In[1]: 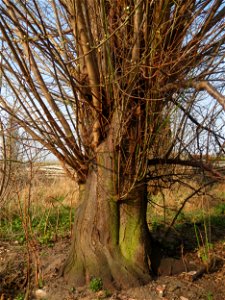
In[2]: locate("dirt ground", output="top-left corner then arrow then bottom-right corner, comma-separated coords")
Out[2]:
0,231 -> 224,300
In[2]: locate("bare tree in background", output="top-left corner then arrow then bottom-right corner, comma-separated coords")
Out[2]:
0,0 -> 225,288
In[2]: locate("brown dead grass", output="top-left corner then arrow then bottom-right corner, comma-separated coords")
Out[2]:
1,170 -> 79,221
148,180 -> 225,225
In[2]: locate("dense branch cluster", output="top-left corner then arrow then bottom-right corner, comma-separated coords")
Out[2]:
0,0 -> 225,187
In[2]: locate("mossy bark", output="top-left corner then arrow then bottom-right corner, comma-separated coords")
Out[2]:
62,139 -> 152,289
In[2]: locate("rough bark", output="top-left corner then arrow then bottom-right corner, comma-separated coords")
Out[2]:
62,139 -> 152,289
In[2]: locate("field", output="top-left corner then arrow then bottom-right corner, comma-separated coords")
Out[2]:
0,167 -> 224,300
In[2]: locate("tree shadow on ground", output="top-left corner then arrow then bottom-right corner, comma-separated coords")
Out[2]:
151,214 -> 225,255
149,213 -> 225,277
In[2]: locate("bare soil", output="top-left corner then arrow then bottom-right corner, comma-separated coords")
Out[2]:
0,231 -> 224,300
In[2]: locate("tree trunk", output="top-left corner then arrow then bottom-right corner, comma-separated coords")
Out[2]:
62,139 -> 152,289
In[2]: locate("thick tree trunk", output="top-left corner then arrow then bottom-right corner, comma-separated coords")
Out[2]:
62,140 -> 152,289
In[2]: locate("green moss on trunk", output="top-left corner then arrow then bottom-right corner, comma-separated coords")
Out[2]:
63,140 -> 151,289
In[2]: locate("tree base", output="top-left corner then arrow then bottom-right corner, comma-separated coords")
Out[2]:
62,245 -> 151,290
61,165 -> 152,289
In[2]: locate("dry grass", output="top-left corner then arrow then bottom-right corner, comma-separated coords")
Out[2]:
148,179 -> 225,227
0,167 -> 79,244
1,164 -> 224,239
2,170 -> 79,213
24,176 -> 79,206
